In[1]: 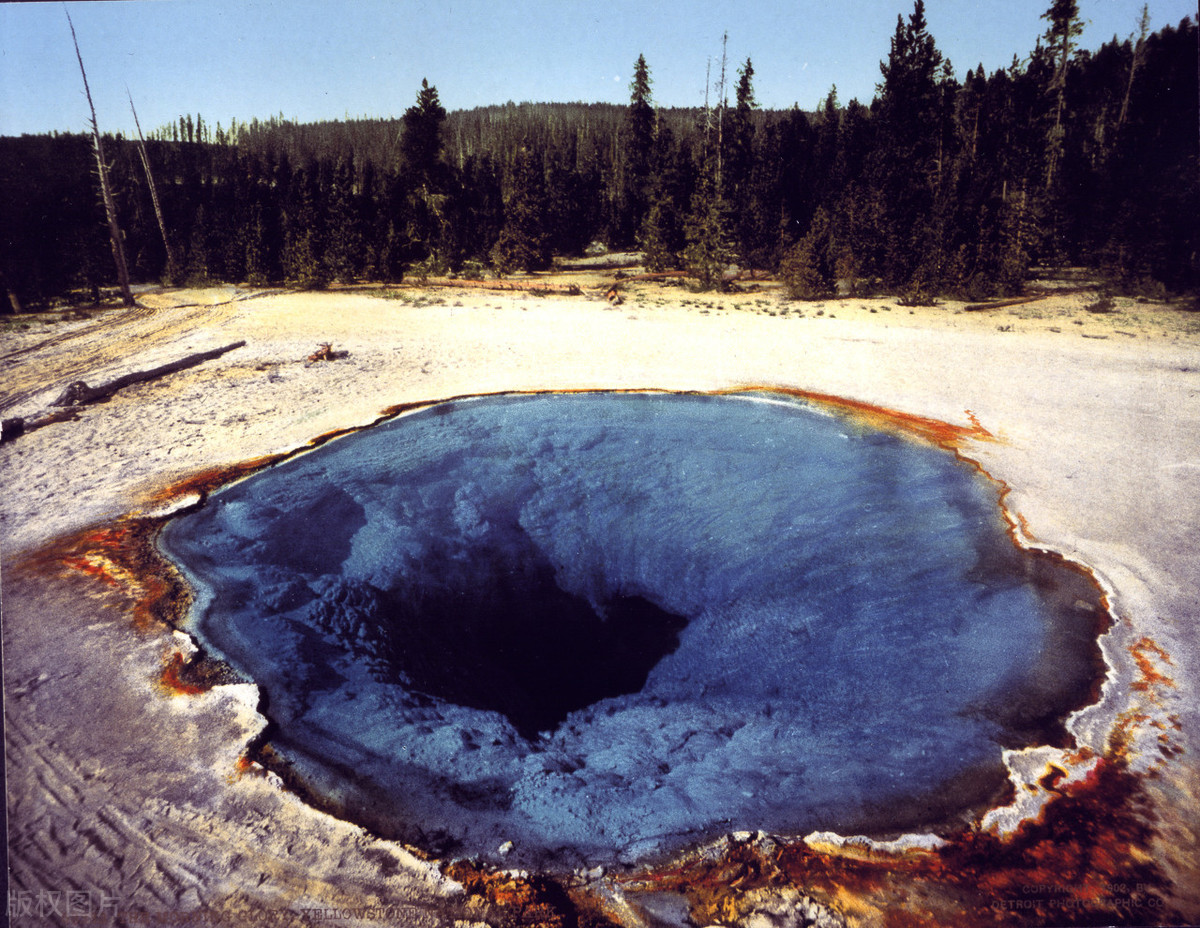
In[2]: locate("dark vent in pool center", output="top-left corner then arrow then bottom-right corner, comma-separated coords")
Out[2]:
305,549 -> 688,739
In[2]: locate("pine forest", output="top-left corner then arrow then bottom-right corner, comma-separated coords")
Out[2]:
1,1 -> 1196,312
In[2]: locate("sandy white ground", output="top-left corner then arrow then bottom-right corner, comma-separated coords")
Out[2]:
2,280 -> 1199,925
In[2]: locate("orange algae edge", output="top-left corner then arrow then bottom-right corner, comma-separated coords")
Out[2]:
143,455 -> 285,510
16,520 -> 186,633
724,385 -> 996,450
612,756 -> 1176,927
224,754 -> 270,785
1130,636 -> 1176,694
159,651 -> 207,696
1109,636 -> 1182,764
442,861 -> 580,928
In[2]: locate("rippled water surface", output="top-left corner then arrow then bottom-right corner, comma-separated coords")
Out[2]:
160,392 -> 1101,867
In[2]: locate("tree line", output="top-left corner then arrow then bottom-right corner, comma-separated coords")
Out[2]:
0,1 -> 1195,312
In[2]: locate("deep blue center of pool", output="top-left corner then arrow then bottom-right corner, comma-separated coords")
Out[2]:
160,392 -> 1100,868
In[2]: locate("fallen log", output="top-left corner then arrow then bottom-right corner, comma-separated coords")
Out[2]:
400,278 -> 582,296
51,341 -> 246,407
603,271 -> 692,303
963,295 -> 1048,312
602,268 -> 772,298
1,341 -> 246,444
0,409 -> 78,444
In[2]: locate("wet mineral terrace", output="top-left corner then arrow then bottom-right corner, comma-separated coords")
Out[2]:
159,392 -> 1105,870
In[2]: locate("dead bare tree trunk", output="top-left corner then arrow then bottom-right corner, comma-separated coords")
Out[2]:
128,89 -> 179,283
67,9 -> 136,308
702,59 -> 712,148
715,32 -> 728,192
1,269 -> 22,314
1116,5 -> 1151,137
1043,6 -> 1082,194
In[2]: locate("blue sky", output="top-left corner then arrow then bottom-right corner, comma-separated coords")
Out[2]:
1,1 -> 1193,137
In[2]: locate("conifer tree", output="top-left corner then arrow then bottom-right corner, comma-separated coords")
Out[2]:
725,58 -> 759,258
244,202 -> 270,286
324,159 -> 365,282
684,167 -> 735,289
184,206 -> 211,285
401,79 -> 450,267
637,125 -> 689,269
401,79 -> 447,183
616,55 -> 656,246
773,107 -> 817,244
626,55 -> 655,181
638,199 -> 676,271
873,0 -> 949,289
491,147 -> 550,274
781,207 -> 836,299
1041,0 -> 1083,192
813,88 -> 840,203
725,58 -> 756,204
283,167 -> 326,288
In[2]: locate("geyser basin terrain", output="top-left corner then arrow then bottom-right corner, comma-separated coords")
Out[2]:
160,392 -> 1103,869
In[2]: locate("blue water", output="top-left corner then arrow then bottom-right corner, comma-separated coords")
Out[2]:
159,392 -> 1099,868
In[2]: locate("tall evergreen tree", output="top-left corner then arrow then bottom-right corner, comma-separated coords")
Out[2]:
872,0 -> 949,290
324,158 -> 365,282
401,79 -> 447,182
491,146 -> 550,273
283,166 -> 326,288
1115,5 -> 1152,137
615,54 -> 656,246
725,58 -> 760,258
401,79 -> 450,266
773,107 -> 817,247
184,205 -> 211,286
638,126 -> 690,270
1040,0 -> 1083,192
724,58 -> 757,197
781,206 -> 836,299
684,166 -> 735,289
244,201 -> 271,286
812,89 -> 841,205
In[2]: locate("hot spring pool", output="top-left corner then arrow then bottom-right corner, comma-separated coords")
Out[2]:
159,392 -> 1104,868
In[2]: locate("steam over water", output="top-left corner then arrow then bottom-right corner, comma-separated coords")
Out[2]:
160,392 -> 1102,868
